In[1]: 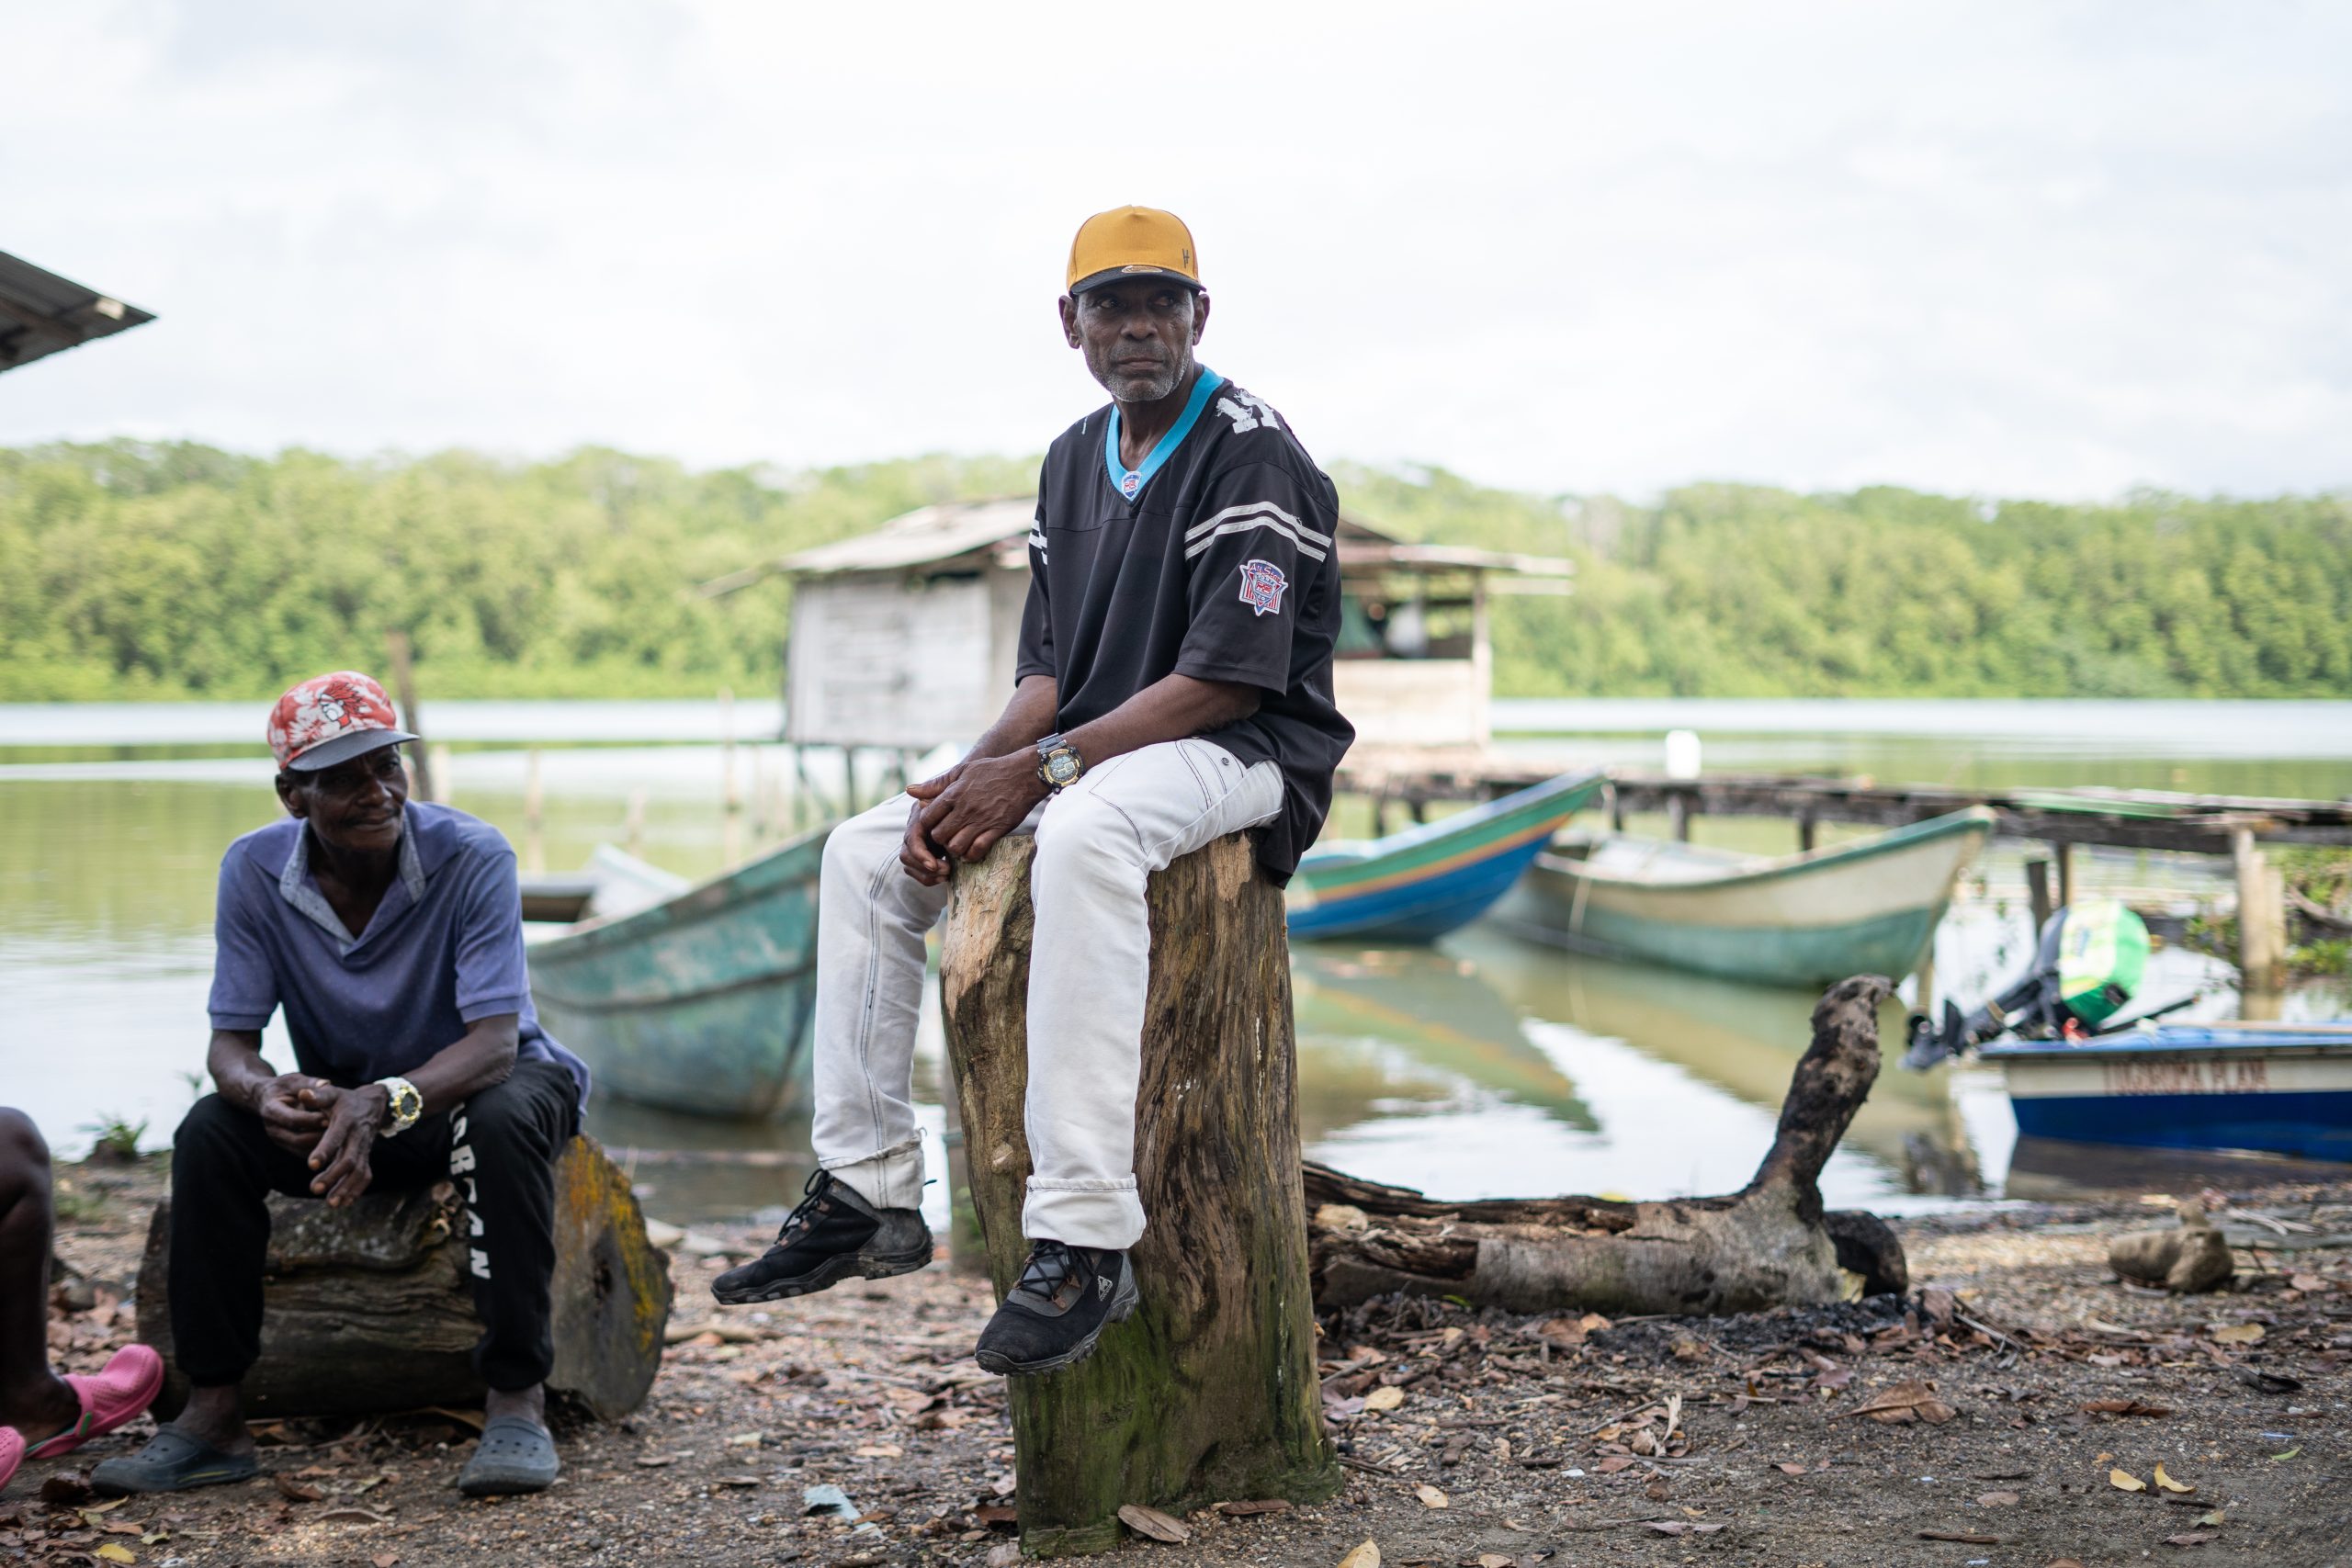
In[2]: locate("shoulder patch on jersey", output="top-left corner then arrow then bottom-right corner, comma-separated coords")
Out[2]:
1215,389 -> 1284,435
1238,558 -> 1289,616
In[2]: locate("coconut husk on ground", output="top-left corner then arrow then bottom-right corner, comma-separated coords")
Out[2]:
12,1156 -> 2348,1567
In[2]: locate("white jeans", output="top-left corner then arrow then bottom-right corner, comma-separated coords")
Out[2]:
808,738 -> 1283,1250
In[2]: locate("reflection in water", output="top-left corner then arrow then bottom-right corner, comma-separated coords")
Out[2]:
1296,936 -> 1954,1209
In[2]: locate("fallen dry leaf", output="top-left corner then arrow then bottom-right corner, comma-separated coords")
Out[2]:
2110,1469 -> 2148,1493
2162,1532 -> 2215,1547
2154,1463 -> 2195,1494
2210,1324 -> 2265,1345
1117,1504 -> 1190,1544
1776,1462 -> 1808,1476
634,1454 -> 678,1468
1645,1521 -> 1725,1536
40,1471 -> 93,1507
1216,1499 -> 1294,1517
373,1555 -> 401,1568
1833,1381 -> 1955,1424
1363,1386 -> 1405,1413
1336,1541 -> 1381,1568
1414,1483 -> 1449,1509
274,1476 -> 324,1503
1476,1556 -> 1517,1568
1977,1491 -> 2019,1506
1918,1531 -> 2001,1545
2197,1509 -> 2225,1527
94,1549 -> 135,1566
853,1443 -> 902,1459
2289,1271 -> 2326,1292
2082,1399 -> 2172,1417
317,1506 -> 392,1525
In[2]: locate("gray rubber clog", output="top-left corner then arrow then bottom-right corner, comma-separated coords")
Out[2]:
89,1426 -> 261,1494
457,1416 -> 560,1496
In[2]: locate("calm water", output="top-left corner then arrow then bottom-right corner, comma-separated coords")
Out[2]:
3,699 -> 2346,1223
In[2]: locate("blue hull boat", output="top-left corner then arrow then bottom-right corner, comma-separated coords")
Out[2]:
1286,771 -> 1606,943
1984,1022 -> 2352,1164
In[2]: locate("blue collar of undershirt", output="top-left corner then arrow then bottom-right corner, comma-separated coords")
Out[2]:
1104,367 -> 1225,502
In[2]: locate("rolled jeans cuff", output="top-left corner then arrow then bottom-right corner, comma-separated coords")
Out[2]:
820,1136 -> 925,1212
1022,1178 -> 1146,1252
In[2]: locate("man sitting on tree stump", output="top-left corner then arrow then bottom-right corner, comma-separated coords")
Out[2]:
94,672 -> 590,1498
714,207 -> 1352,1375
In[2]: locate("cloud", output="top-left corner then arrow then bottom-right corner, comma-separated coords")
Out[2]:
3,0 -> 2346,498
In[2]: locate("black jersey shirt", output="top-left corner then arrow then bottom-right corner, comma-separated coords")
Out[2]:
1014,367 -> 1354,883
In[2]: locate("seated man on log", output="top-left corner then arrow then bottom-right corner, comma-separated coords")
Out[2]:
95,672 -> 590,1498
0,1109 -> 166,1493
714,206 -> 1353,1374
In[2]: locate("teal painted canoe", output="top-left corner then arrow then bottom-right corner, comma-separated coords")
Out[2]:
527,823 -> 832,1119
1488,807 -> 1994,988
1287,770 -> 1608,942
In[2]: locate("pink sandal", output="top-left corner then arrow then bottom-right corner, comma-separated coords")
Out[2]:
0,1425 -> 22,1495
26,1345 -> 166,1462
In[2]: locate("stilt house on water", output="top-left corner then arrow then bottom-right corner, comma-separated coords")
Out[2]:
705,498 -> 1570,763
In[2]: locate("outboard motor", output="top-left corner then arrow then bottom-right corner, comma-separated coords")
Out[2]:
1903,897 -> 2151,1069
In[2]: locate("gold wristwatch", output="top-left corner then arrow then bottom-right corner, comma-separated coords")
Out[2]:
375,1076 -> 423,1137
1035,733 -> 1084,793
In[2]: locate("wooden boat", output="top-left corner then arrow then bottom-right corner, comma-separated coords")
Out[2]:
1286,770 -> 1607,943
526,825 -> 831,1119
1488,806 -> 1994,988
1984,1021 -> 2352,1164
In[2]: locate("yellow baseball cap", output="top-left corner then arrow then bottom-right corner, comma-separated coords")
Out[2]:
1066,206 -> 1202,295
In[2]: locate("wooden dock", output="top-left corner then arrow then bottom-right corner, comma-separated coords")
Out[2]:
1336,753 -> 2351,994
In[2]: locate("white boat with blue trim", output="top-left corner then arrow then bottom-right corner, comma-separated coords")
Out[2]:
1984,1021 -> 2352,1165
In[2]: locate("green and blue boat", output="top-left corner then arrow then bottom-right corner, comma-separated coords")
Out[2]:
1488,807 -> 1994,988
1286,770 -> 1608,942
527,826 -> 831,1119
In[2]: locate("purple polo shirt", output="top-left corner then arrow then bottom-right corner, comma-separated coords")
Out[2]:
207,802 -> 589,1111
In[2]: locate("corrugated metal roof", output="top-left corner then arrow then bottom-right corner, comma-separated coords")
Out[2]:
698,493 -> 1566,597
775,498 -> 1037,576
0,251 -> 155,374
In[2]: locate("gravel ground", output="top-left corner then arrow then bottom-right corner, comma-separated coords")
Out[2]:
9,1160 -> 2347,1568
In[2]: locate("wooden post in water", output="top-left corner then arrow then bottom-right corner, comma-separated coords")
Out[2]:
383,629 -> 434,803
1667,789 -> 1691,842
2234,828 -> 2285,994
2052,841 -> 2075,908
1798,811 -> 1818,853
939,835 -> 1339,1556
523,747 -> 546,875
2025,858 -> 2053,933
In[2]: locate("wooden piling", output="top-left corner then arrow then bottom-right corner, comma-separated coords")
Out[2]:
383,629 -> 434,803
1798,811 -> 1817,853
2025,858 -> 2053,933
2053,840 -> 2075,908
523,747 -> 545,875
2234,828 -> 2285,993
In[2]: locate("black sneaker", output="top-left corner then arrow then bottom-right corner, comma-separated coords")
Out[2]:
972,1240 -> 1138,1376
709,1169 -> 933,1304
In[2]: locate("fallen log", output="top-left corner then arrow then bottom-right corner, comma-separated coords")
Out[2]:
134,1135 -> 672,1420
941,833 -> 1338,1558
1307,975 -> 1908,1314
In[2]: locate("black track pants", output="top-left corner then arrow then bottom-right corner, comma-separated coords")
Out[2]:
166,1060 -> 579,1392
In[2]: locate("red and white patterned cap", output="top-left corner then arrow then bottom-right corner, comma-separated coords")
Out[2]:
266,671 -> 417,772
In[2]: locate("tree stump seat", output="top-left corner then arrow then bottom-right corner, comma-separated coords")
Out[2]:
133,1135 -> 672,1421
941,832 -> 1339,1557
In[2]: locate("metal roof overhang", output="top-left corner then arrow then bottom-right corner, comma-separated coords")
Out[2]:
0,251 -> 155,374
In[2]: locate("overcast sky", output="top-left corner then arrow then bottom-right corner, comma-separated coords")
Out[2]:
4,1 -> 2346,500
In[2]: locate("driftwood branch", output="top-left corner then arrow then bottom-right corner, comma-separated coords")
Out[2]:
1307,976 -> 1907,1314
